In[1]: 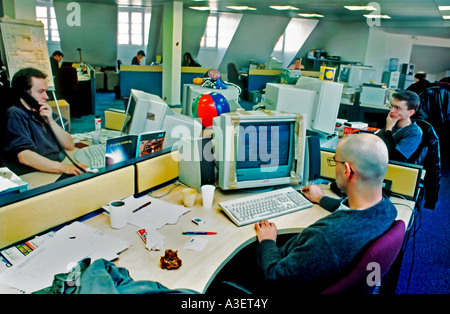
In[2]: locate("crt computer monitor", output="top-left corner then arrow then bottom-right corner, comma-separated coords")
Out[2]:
338,65 -> 376,88
121,89 -> 202,149
213,110 -> 307,191
264,77 -> 343,135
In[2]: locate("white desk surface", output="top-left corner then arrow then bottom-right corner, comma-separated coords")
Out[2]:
0,183 -> 414,294
70,184 -> 415,293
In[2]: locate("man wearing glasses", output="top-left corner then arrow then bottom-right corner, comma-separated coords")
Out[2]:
217,134 -> 397,294
376,90 -> 422,162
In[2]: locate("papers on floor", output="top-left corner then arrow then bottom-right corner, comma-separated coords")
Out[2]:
104,195 -> 190,230
0,222 -> 131,293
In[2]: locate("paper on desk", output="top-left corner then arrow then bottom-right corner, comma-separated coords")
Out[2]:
184,237 -> 209,252
104,195 -> 190,230
0,222 -> 131,293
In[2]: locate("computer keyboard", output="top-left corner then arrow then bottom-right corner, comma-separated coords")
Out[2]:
74,144 -> 106,168
218,187 -> 313,227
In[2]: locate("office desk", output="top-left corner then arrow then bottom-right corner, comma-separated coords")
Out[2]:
80,183 -> 414,293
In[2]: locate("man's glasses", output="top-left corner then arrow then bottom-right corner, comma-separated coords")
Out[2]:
327,156 -> 346,167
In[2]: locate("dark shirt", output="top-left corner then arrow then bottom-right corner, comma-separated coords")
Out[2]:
131,56 -> 140,65
377,122 -> 422,162
256,195 -> 397,293
50,57 -> 59,76
407,79 -> 432,96
2,102 -> 64,175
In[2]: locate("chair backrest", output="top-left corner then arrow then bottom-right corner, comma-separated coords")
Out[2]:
55,66 -> 78,94
408,119 -> 441,209
227,63 -> 240,84
321,220 -> 406,294
417,86 -> 449,137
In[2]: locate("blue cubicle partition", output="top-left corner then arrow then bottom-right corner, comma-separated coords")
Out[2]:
119,65 -> 209,100
120,65 -> 163,98
247,69 -> 282,93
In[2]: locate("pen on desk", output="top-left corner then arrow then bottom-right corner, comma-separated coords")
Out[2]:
182,232 -> 217,235
132,201 -> 151,213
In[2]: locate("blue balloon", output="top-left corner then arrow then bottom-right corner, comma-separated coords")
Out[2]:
209,92 -> 230,115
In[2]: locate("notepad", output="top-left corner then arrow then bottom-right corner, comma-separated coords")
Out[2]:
104,195 -> 190,230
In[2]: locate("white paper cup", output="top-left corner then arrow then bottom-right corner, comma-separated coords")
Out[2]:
109,200 -> 127,229
182,188 -> 197,207
201,185 -> 216,209
92,131 -> 100,145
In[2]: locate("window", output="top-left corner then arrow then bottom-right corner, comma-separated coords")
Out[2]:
200,14 -> 218,48
274,34 -> 285,52
35,2 -> 60,42
118,7 -> 151,46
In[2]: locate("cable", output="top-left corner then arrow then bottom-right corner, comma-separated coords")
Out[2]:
148,180 -> 187,199
45,116 -> 86,173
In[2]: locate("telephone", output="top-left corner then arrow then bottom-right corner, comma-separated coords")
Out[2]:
21,89 -> 42,112
20,89 -> 86,173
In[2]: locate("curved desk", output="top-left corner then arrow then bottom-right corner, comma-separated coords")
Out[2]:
83,183 -> 414,293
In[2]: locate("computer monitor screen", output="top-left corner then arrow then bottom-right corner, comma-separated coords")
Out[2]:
213,110 -> 306,190
338,65 -> 376,88
121,89 -> 168,135
236,121 -> 292,181
121,89 -> 202,149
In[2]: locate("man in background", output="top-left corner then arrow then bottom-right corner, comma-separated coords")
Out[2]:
132,50 -> 146,65
407,71 -> 432,96
376,90 -> 423,162
50,50 -> 64,76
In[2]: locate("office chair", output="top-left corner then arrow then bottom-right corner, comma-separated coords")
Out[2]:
209,221 -> 406,295
407,119 -> 441,209
416,86 -> 449,139
321,220 -> 406,294
55,66 -> 79,117
227,63 -> 245,97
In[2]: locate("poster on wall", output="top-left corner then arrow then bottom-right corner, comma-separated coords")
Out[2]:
0,17 -> 54,89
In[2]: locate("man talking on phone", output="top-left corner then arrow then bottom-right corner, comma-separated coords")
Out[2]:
1,67 -> 86,175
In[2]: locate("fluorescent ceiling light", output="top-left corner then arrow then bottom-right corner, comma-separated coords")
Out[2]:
344,5 -> 377,11
226,6 -> 257,11
438,6 -> 450,11
270,6 -> 299,11
443,15 -> 450,19
298,13 -> 324,18
363,14 -> 391,19
189,6 -> 210,11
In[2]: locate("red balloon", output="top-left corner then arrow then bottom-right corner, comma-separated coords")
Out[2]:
196,94 -> 218,128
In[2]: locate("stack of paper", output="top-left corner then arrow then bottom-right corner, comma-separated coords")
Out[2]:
0,222 -> 131,293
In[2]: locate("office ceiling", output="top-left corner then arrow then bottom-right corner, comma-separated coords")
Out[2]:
54,0 -> 450,39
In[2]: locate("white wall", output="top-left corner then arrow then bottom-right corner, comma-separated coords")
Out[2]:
364,27 -> 413,83
54,2 -> 118,67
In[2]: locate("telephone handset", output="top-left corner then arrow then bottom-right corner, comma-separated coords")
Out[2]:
21,89 -> 46,123
21,89 -> 42,112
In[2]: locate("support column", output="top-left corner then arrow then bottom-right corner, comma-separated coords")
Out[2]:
162,1 -> 182,106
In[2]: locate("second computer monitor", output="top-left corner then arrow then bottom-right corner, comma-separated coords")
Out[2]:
121,89 -> 202,149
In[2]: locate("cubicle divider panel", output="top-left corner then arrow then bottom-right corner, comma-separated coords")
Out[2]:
0,166 -> 135,249
320,150 -> 422,201
119,65 -> 163,98
135,150 -> 179,194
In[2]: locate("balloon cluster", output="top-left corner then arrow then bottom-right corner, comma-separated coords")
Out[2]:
192,92 -> 230,128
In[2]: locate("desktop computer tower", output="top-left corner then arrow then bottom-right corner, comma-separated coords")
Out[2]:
382,71 -> 400,89
178,137 -> 215,192
398,63 -> 415,90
